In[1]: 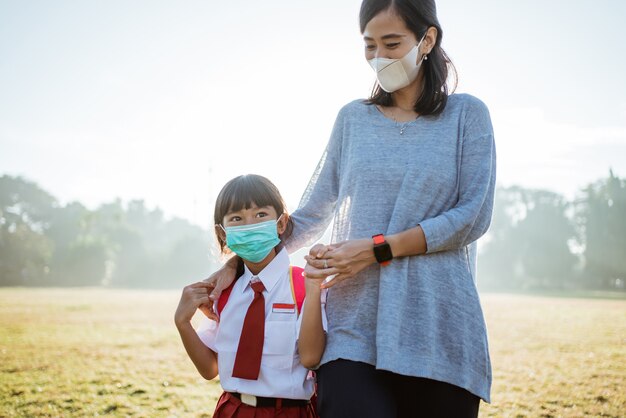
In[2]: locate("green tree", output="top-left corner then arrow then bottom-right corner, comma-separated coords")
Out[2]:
580,170 -> 626,289
47,202 -> 108,286
90,200 -> 214,288
479,186 -> 578,291
0,176 -> 55,285
479,186 -> 525,290
514,189 -> 577,289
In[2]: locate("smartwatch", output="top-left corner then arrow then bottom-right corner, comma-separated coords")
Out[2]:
372,234 -> 393,266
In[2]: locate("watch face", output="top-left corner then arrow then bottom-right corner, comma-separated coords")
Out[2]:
374,242 -> 393,263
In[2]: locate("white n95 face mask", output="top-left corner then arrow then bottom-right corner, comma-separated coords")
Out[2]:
368,34 -> 427,93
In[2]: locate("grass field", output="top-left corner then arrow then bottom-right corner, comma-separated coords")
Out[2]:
1,288 -> 624,417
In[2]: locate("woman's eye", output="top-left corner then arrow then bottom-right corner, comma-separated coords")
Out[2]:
365,44 -> 376,51
386,42 -> 400,48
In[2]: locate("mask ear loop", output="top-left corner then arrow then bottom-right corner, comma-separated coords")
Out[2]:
416,32 -> 428,63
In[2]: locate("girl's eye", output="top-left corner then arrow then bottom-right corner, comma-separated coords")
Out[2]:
256,212 -> 268,218
228,216 -> 241,222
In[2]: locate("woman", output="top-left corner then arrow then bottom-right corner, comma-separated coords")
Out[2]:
207,0 -> 495,416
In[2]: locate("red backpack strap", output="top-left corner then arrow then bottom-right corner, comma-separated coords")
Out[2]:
216,260 -> 245,317
216,281 -> 236,317
289,266 -> 306,315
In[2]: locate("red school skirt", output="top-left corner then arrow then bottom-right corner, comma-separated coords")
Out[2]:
212,391 -> 317,418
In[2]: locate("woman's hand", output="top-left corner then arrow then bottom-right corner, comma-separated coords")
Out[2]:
304,238 -> 377,288
198,260 -> 239,321
175,282 -> 214,327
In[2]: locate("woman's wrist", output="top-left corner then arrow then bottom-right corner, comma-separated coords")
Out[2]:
225,255 -> 240,270
360,238 -> 377,263
386,225 -> 427,259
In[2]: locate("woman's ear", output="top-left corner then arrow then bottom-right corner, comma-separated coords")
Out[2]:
423,26 -> 438,55
277,213 -> 289,235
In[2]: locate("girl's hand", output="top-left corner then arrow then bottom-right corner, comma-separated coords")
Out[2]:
198,260 -> 239,321
175,282 -> 214,327
304,272 -> 325,295
304,238 -> 377,288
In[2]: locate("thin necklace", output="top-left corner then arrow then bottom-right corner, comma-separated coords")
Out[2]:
387,106 -> 420,135
396,117 -> 419,135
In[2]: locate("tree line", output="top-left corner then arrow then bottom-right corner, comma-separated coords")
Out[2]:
0,175 -> 217,288
479,170 -> 625,291
1,172 -> 624,290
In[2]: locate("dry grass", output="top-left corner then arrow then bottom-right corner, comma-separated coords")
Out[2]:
0,288 -> 624,417
480,293 -> 625,417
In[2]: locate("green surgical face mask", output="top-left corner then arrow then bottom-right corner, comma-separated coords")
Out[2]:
220,215 -> 282,263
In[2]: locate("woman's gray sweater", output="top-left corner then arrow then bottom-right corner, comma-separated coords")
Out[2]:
285,93 -> 496,402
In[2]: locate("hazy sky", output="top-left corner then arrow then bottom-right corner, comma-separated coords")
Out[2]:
1,0 -> 625,228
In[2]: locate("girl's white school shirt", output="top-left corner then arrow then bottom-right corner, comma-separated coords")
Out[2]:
196,248 -> 327,400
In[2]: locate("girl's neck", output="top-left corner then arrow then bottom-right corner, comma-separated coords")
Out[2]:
243,248 -> 277,276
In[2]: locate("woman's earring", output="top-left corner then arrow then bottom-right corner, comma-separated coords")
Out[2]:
424,54 -> 429,61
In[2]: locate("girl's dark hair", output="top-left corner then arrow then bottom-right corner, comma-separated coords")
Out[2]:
213,174 -> 293,254
359,0 -> 457,116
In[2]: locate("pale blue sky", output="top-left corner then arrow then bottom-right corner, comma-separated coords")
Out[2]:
1,0 -> 625,228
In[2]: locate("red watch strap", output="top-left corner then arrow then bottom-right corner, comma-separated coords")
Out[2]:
372,234 -> 391,266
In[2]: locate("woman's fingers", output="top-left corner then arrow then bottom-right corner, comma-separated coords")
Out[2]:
304,255 -> 328,270
321,273 -> 349,289
308,243 -> 327,258
204,269 -> 237,301
304,262 -> 340,280
304,255 -> 351,274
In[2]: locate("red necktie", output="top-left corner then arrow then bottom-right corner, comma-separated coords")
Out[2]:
232,280 -> 266,380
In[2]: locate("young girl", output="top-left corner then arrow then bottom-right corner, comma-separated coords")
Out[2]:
175,174 -> 326,418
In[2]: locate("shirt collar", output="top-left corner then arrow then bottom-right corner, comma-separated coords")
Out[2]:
241,248 -> 289,293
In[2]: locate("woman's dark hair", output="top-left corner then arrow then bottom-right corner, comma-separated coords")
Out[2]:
213,174 -> 293,254
360,0 -> 457,115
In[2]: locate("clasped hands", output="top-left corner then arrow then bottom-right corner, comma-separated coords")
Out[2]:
198,238 -> 376,321
303,238 -> 376,289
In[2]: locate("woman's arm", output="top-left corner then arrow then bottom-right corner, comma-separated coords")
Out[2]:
305,101 -> 496,286
418,99 -> 496,253
283,107 -> 346,253
175,282 -> 218,380
305,228 -> 428,287
202,256 -> 242,318
418,134 -> 496,254
205,107 -> 347,302
298,278 -> 326,368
